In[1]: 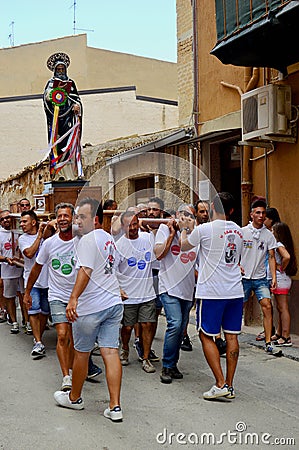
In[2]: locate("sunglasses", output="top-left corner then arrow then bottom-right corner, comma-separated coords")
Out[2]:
180,211 -> 195,218
20,203 -> 30,207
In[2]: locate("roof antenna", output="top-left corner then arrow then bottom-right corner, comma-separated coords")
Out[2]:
71,0 -> 94,35
8,21 -> 15,47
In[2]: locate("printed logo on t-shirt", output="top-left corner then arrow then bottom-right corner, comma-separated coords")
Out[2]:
243,240 -> 253,249
258,241 -> 265,251
128,257 -> 137,267
171,245 -> 181,256
180,251 -> 196,264
104,241 -> 116,274
51,251 -> 74,275
137,260 -> 146,270
4,241 -> 12,251
225,234 -> 237,263
61,264 -> 72,275
52,259 -> 61,270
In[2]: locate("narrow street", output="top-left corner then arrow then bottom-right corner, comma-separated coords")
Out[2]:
1,310 -> 298,450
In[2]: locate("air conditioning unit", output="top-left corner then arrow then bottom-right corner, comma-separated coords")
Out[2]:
241,84 -> 292,140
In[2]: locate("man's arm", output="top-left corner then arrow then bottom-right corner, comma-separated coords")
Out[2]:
178,215 -> 196,251
22,226 -> 46,259
154,220 -> 176,260
66,266 -> 92,322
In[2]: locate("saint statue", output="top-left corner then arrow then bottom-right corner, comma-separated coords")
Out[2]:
43,52 -> 83,181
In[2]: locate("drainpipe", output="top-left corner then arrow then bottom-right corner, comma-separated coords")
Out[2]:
241,67 -> 260,225
108,165 -> 115,200
192,0 -> 199,136
189,145 -> 194,205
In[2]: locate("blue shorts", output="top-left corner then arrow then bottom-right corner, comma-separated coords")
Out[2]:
50,300 -> 68,324
196,298 -> 243,336
72,303 -> 124,352
242,278 -> 271,302
29,287 -> 50,316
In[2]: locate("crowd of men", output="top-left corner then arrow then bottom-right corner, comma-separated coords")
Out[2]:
0,193 -> 286,420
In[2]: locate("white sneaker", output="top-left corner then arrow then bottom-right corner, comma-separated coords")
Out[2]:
119,348 -> 129,366
10,322 -> 19,334
203,384 -> 229,400
61,375 -> 72,391
104,405 -> 123,422
142,359 -> 156,373
31,341 -> 46,359
25,322 -> 33,335
54,391 -> 84,410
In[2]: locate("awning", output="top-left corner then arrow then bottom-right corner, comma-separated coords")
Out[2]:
211,1 -> 299,73
105,128 -> 194,166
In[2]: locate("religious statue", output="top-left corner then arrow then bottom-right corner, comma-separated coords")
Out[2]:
43,52 -> 84,181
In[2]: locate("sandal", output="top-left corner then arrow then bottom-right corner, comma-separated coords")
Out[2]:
271,333 -> 281,341
256,330 -> 265,341
273,336 -> 292,347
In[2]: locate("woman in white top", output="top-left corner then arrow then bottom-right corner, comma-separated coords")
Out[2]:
271,222 -> 297,347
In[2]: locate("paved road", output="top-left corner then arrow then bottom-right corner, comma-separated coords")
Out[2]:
1,314 -> 298,450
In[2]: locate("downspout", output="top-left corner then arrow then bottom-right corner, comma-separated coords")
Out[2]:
192,0 -> 199,204
192,0 -> 199,136
241,67 -> 260,225
108,165 -> 115,200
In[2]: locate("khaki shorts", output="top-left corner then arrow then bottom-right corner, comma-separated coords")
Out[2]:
123,299 -> 156,326
3,277 -> 24,298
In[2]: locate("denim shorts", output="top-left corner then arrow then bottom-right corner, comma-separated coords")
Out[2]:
29,287 -> 50,316
196,298 -> 243,336
242,277 -> 271,302
72,303 -> 124,352
50,300 -> 68,324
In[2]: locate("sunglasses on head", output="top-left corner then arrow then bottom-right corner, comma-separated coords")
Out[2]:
181,211 -> 195,218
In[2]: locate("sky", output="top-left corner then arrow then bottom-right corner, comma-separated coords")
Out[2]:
1,0 -> 177,62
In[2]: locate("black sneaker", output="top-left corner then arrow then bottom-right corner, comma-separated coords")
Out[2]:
149,349 -> 160,362
134,339 -> 144,361
181,334 -> 193,352
160,367 -> 172,384
170,366 -> 183,379
87,359 -> 102,380
215,337 -> 227,356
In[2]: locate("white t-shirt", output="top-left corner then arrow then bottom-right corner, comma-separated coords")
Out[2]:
19,233 -> 48,289
155,224 -> 197,301
36,234 -> 77,303
75,229 -> 122,315
241,224 -> 277,279
0,229 -> 23,279
116,232 -> 156,304
188,220 -> 244,299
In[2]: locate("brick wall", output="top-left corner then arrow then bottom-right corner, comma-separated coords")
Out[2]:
177,0 -> 194,127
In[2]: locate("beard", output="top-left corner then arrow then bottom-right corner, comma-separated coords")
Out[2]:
55,73 -> 68,81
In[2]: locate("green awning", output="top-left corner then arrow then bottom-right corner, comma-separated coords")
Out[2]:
211,1 -> 299,73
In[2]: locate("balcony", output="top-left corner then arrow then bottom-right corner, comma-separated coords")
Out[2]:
211,0 -> 299,73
